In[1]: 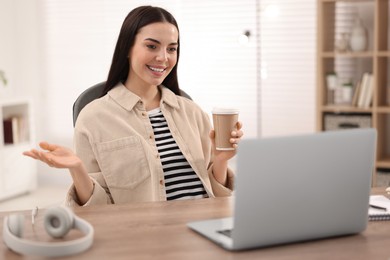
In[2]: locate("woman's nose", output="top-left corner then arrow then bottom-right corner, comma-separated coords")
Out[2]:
156,50 -> 168,61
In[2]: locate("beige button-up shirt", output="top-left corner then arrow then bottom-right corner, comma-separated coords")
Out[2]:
66,84 -> 234,206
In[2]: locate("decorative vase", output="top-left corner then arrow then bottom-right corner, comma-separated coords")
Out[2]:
349,18 -> 367,52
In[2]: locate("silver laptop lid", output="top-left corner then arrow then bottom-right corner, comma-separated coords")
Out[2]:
232,128 -> 376,249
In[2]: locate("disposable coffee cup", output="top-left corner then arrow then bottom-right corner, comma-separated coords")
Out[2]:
212,108 -> 239,151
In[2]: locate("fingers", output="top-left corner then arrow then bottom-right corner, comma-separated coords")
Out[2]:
41,153 -> 54,167
39,141 -> 58,152
231,130 -> 243,138
24,141 -> 55,160
230,130 -> 243,140
229,138 -> 239,149
209,130 -> 216,147
209,130 -> 215,139
230,122 -> 244,148
210,122 -> 244,150
23,147 -> 56,167
236,121 -> 243,130
23,150 -> 39,159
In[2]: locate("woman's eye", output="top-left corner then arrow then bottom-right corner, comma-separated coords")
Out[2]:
168,47 -> 177,53
146,45 -> 156,49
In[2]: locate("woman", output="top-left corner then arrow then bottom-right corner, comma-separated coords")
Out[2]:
24,6 -> 243,206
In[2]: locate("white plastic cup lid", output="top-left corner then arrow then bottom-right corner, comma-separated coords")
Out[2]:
212,107 -> 239,114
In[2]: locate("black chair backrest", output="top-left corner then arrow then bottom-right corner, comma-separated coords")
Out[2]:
73,82 -> 192,126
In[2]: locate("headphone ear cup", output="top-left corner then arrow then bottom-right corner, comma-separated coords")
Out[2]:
43,206 -> 74,238
7,214 -> 25,238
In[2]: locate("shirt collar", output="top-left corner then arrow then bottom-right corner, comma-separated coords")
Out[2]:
107,83 -> 180,111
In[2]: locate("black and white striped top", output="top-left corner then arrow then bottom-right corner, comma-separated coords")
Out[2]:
148,108 -> 208,200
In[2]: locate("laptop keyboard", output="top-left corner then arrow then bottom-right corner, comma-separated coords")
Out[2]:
217,229 -> 233,238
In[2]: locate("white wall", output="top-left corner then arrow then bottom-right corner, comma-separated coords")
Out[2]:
0,0 -> 72,186
0,0 -> 43,121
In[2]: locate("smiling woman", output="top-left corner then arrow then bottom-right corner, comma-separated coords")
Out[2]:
23,5 -> 244,207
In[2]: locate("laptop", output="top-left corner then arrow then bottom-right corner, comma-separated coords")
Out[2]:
187,128 -> 377,250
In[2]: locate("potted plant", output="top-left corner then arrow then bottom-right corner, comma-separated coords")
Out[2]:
326,72 -> 338,104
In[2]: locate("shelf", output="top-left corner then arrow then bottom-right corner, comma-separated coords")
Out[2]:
0,98 -> 36,201
320,0 -> 374,2
321,51 -> 374,58
376,107 -> 390,113
377,159 -> 390,169
378,51 -> 390,57
318,0 -> 390,183
321,105 -> 372,113
1,100 -> 31,146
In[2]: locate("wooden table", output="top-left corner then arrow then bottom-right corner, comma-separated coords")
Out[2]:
1,188 -> 390,259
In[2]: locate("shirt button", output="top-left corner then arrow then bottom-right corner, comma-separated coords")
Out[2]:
149,135 -> 153,139
159,180 -> 163,185
142,112 -> 147,117
156,154 -> 160,159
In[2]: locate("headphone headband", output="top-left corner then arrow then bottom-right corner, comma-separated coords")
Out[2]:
3,209 -> 94,257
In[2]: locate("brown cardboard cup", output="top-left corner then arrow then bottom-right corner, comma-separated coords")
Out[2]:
212,108 -> 239,151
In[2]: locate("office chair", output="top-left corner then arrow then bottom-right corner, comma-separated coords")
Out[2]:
73,81 -> 192,126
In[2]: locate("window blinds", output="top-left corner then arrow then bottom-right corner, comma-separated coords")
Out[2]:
259,0 -> 316,137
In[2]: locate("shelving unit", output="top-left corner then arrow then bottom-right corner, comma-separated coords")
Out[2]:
317,0 -> 390,186
0,98 -> 36,201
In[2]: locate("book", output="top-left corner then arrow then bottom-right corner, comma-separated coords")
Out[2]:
3,117 -> 18,144
2,115 -> 27,144
18,116 -> 30,142
369,195 -> 390,221
357,73 -> 370,108
363,74 -> 374,108
351,79 -> 361,107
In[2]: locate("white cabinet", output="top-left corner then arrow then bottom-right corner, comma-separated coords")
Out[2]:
0,98 -> 36,201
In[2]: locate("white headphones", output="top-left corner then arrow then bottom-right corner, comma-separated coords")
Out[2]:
2,206 -> 94,257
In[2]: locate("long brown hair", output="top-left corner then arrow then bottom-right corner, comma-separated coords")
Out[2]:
103,6 -> 181,96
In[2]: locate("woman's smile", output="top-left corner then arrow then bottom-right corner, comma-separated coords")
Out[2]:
147,65 -> 166,75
